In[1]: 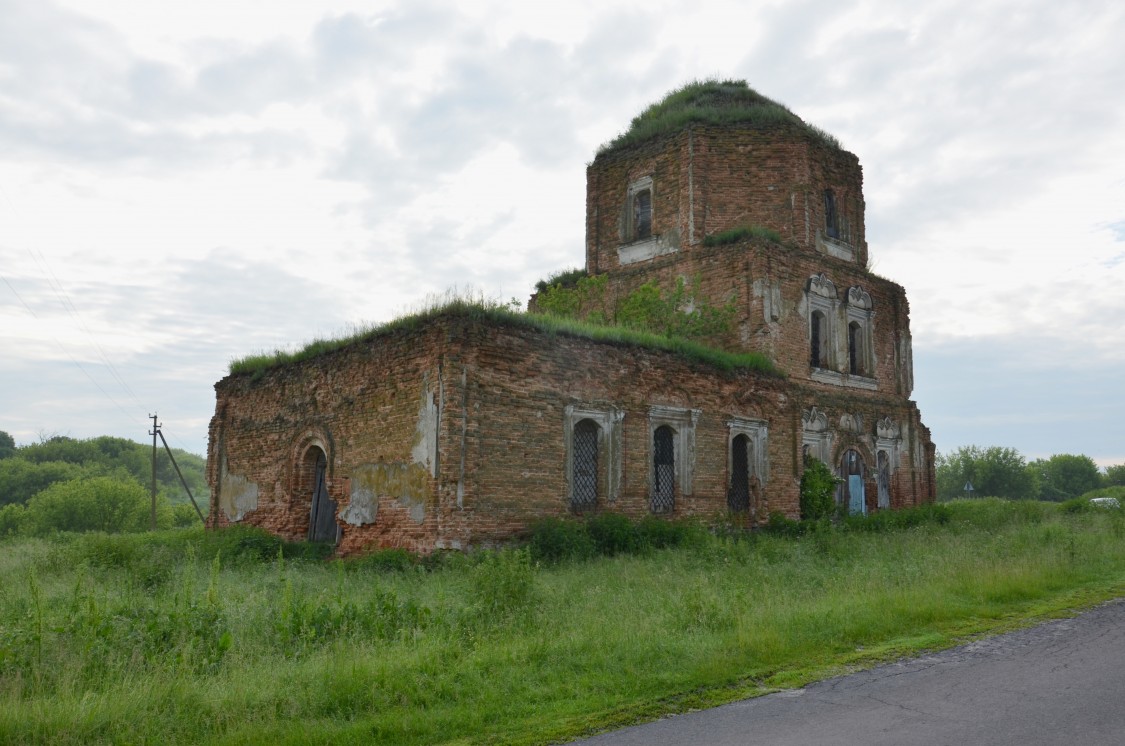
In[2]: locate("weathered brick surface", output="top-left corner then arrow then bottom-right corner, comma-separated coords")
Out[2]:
208,114 -> 935,555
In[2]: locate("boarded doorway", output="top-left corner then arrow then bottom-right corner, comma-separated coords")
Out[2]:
306,449 -> 338,543
840,449 -> 866,516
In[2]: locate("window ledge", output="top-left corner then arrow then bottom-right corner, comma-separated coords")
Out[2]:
618,236 -> 674,265
811,368 -> 878,390
818,235 -> 855,262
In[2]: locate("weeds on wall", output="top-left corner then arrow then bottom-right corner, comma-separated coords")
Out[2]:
229,290 -> 777,379
702,225 -> 782,247
535,274 -> 739,346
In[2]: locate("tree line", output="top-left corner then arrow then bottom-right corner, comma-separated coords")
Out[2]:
0,430 -> 207,535
936,445 -> 1124,502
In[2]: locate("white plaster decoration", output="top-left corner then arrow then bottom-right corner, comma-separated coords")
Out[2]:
840,413 -> 864,434
727,416 -> 770,486
648,405 -> 701,497
819,235 -> 855,261
806,273 -> 840,372
802,407 -> 833,463
809,369 -> 878,390
564,404 -> 624,503
617,236 -> 676,265
845,285 -> 877,380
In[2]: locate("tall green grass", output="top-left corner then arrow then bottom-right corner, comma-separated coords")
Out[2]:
0,499 -> 1122,744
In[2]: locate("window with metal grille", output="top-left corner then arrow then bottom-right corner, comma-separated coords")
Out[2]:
571,419 -> 600,511
728,434 -> 751,512
633,188 -> 652,240
652,425 -> 675,513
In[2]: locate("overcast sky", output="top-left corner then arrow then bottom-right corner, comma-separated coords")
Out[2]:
2,0 -> 1123,468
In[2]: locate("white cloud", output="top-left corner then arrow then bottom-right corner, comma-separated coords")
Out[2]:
1,0 -> 1123,464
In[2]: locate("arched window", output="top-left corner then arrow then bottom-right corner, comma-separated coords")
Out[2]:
728,433 -> 751,513
848,320 -> 863,375
571,419 -> 600,512
652,425 -> 675,513
811,310 -> 828,368
305,447 -> 338,543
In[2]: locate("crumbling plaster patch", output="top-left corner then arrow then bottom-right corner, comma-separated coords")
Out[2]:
219,459 -> 258,522
346,462 -> 429,525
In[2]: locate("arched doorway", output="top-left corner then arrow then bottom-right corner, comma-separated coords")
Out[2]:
840,449 -> 866,515
305,448 -> 338,543
728,433 -> 751,513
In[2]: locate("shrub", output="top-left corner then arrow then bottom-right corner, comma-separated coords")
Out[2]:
799,458 -> 838,521
527,517 -> 595,564
764,511 -> 804,537
471,549 -> 537,620
586,513 -> 642,556
349,548 -> 418,573
23,475 -> 168,534
636,516 -> 703,550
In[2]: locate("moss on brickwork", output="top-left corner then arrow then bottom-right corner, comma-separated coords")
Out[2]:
599,79 -> 841,154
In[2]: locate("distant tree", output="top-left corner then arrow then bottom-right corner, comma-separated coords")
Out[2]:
0,459 -> 86,506
0,430 -> 15,459
1104,464 -> 1125,487
23,474 -> 170,534
936,445 -> 1036,500
1027,454 -> 1103,501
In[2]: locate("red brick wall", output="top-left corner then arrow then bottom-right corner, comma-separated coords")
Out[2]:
209,314 -> 933,554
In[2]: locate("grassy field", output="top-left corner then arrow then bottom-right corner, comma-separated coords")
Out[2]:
1,499 -> 1123,745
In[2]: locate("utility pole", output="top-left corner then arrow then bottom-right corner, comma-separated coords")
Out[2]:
149,413 -> 159,530
148,414 -> 208,528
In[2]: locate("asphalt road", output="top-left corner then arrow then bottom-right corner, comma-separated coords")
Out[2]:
571,598 -> 1125,745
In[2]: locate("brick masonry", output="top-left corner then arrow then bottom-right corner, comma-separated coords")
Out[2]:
207,115 -> 935,554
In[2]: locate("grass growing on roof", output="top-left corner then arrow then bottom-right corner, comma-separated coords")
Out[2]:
599,78 -> 842,154
228,292 -> 779,379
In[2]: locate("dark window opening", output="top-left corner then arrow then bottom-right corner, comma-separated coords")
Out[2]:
811,310 -> 827,368
728,434 -> 751,512
824,189 -> 839,239
652,425 -> 675,513
633,189 -> 652,240
571,419 -> 600,512
848,321 -> 862,375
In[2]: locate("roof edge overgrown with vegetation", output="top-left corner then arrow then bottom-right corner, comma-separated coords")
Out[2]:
598,78 -> 841,155
228,296 -> 780,380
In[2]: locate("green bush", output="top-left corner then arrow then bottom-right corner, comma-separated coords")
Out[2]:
799,458 -> 838,521
349,548 -> 418,573
527,517 -> 595,564
764,511 -> 804,537
471,548 -> 537,620
0,502 -> 27,536
636,516 -> 703,550
586,512 -> 642,556
23,475 -> 168,534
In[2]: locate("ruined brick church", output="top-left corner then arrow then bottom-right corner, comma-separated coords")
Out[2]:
207,81 -> 936,554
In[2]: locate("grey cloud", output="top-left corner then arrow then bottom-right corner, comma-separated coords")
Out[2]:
915,335 -> 1125,461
